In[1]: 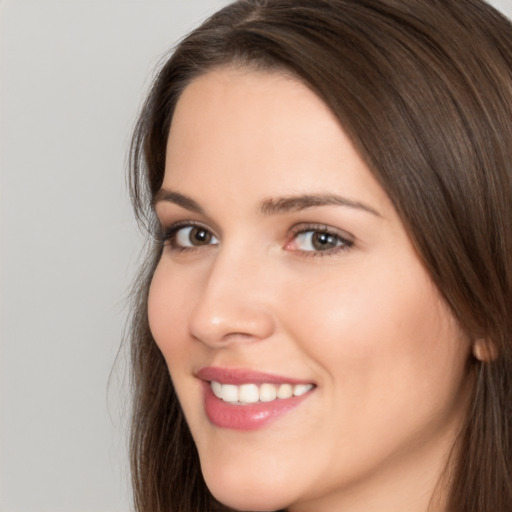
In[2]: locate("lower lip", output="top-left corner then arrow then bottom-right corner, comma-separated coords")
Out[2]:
202,381 -> 312,431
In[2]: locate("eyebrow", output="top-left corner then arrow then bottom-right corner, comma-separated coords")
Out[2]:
153,189 -> 381,217
153,189 -> 205,214
260,194 -> 381,217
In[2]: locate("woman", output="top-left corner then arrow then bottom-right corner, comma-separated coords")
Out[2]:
128,1 -> 512,511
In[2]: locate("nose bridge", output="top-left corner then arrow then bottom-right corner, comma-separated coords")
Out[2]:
189,242 -> 276,346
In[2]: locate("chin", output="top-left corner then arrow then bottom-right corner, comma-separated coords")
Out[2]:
209,490 -> 289,512
201,461 -> 296,512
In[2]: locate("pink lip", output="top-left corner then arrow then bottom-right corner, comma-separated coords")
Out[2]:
197,366 -> 315,431
196,366 -> 313,385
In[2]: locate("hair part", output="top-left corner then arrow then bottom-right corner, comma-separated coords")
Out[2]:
129,1 -> 512,510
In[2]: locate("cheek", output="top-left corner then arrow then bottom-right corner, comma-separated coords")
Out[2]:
278,261 -> 422,359
280,258 -> 470,406
276,260 -> 471,474
147,268 -> 167,349
147,262 -> 189,359
147,263 -> 204,418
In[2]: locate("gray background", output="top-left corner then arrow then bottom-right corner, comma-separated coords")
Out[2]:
0,0 -> 510,510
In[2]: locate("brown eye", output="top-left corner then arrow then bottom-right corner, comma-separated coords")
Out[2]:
311,232 -> 340,251
190,227 -> 212,245
291,228 -> 353,254
173,225 -> 219,248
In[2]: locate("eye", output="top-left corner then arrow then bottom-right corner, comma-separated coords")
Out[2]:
287,226 -> 353,255
163,224 -> 219,250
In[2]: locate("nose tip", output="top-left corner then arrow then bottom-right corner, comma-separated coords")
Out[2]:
190,299 -> 276,347
189,264 -> 276,347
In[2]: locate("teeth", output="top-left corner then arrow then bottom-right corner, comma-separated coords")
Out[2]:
211,380 -> 222,397
293,384 -> 312,397
277,383 -> 293,399
239,384 -> 259,403
211,381 -> 314,404
260,383 -> 277,402
222,384 -> 239,403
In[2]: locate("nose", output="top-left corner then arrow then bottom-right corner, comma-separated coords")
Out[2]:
189,248 -> 276,347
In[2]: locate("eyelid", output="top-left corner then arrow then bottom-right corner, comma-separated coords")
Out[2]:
286,223 -> 354,255
154,204 -> 221,236
156,219 -> 354,257
158,220 -> 218,249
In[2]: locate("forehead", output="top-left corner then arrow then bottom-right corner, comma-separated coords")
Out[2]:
167,66 -> 338,164
163,67 -> 391,216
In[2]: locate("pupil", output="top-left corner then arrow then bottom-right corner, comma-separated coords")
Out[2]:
313,232 -> 336,250
192,227 -> 210,245
190,228 -> 211,245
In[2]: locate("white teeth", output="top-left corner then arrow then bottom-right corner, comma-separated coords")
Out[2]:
210,381 -> 314,404
239,384 -> 259,403
221,384 -> 239,403
259,383 -> 277,402
293,384 -> 313,397
277,383 -> 293,399
211,380 -> 223,398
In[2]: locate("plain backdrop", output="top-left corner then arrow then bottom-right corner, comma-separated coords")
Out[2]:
0,0 -> 511,510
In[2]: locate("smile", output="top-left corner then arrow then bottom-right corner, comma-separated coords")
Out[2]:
197,367 -> 316,430
210,381 -> 314,404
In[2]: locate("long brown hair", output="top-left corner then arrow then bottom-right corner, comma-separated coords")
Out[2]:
128,1 -> 512,510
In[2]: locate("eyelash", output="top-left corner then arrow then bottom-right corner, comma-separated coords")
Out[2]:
158,221 -> 354,257
159,221 -> 218,253
287,223 -> 354,257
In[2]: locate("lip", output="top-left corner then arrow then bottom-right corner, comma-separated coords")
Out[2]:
196,366 -> 314,385
197,366 -> 315,431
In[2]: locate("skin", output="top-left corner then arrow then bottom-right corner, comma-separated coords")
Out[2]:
148,67 -> 474,512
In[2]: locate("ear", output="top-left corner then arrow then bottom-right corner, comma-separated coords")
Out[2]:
473,338 -> 498,362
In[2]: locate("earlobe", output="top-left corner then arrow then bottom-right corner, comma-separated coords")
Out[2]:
473,339 -> 498,362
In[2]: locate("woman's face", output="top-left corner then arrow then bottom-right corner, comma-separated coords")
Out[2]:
149,67 -> 473,512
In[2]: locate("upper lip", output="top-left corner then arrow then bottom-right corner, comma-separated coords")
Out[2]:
196,366 -> 315,386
